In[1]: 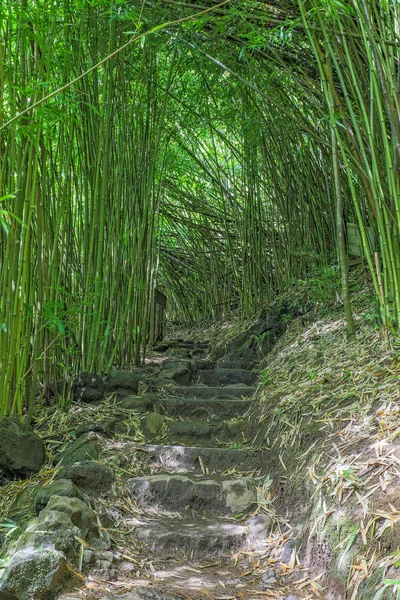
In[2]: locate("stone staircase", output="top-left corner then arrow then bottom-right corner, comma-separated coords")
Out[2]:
50,335 -> 321,599
110,339 -> 277,597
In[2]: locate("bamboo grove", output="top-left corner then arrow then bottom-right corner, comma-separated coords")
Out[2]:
0,0 -> 399,418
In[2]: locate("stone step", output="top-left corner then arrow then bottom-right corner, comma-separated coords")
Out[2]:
134,444 -> 268,474
166,420 -> 222,444
156,396 -> 251,420
164,385 -> 255,399
135,519 -> 249,557
127,474 -> 257,515
198,368 -> 257,387
165,418 -> 248,446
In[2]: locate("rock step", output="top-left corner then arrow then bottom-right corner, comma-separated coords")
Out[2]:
197,368 -> 257,386
156,396 -> 251,419
165,385 -> 254,399
135,519 -> 249,557
165,419 -> 247,444
134,444 -> 268,474
127,474 -> 256,515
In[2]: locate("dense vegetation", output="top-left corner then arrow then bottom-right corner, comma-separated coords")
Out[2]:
1,0 -> 399,417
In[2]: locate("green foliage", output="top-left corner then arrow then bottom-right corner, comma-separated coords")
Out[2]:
0,0 -> 398,417
254,367 -> 273,385
372,580 -> 400,600
297,267 -> 340,307
0,520 -> 19,552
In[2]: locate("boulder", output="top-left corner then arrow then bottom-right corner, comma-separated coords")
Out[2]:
45,496 -> 97,538
54,433 -> 100,467
34,479 -> 89,513
0,547 -> 68,600
246,514 -> 272,540
57,461 -> 113,491
74,372 -> 104,402
22,510 -> 80,554
161,358 -> 196,370
158,358 -> 197,386
106,371 -> 139,396
142,412 -> 164,436
158,368 -> 191,386
0,418 -> 45,477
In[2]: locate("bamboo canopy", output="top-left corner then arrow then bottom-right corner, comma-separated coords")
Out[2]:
0,0 -> 399,417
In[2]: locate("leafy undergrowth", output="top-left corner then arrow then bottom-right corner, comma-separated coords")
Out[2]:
249,283 -> 400,598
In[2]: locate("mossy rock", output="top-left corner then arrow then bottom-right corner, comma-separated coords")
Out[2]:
106,371 -> 139,396
0,418 -> 45,477
45,495 -> 97,538
142,412 -> 164,436
34,478 -> 90,513
0,547 -> 68,600
57,461 -> 114,492
55,433 -> 100,467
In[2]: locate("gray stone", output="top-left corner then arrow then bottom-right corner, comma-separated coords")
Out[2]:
0,547 -> 68,600
152,397 -> 250,421
246,514 -> 272,539
260,569 -> 276,582
142,412 -> 164,436
161,358 -> 197,372
106,371 -> 139,396
34,479 -> 90,513
57,461 -> 113,491
0,418 -> 45,477
164,385 -> 254,399
55,433 -> 100,466
158,359 -> 197,386
198,369 -> 257,386
45,496 -> 97,537
127,474 -> 256,515
83,549 -> 94,566
74,372 -> 104,402
24,510 -> 80,553
96,550 -> 114,562
158,367 -> 191,386
90,566 -> 116,581
135,519 -> 248,557
261,575 -> 277,587
217,349 -> 257,371
135,444 -> 268,474
90,529 -> 111,551
280,538 -> 297,563
167,420 -> 220,439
